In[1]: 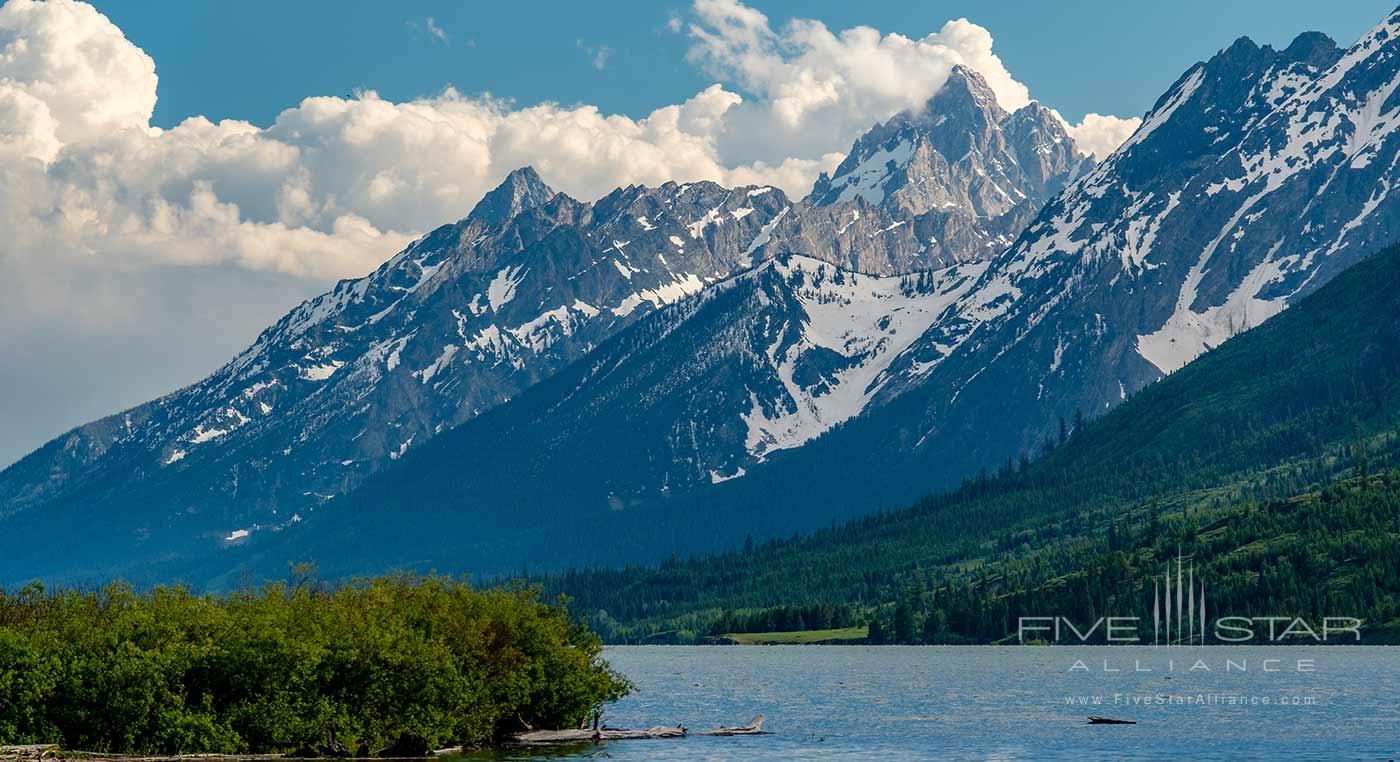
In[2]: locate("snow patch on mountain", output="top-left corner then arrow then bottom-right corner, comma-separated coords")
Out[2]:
415,345 -> 459,385
741,206 -> 790,260
612,259 -> 637,279
743,256 -> 985,460
610,273 -> 707,317
488,265 -> 527,310
300,360 -> 345,381
687,205 -> 723,238
826,139 -> 916,204
1119,191 -> 1180,271
1137,251 -> 1292,374
710,467 -> 747,484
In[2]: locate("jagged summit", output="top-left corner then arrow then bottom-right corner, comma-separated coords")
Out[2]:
1282,31 -> 1339,65
923,64 -> 1009,131
467,166 -> 557,224
1004,100 -> 1058,120
1212,30 -> 1338,70
806,64 -> 1088,256
1000,101 -> 1082,195
1205,29 -> 1342,80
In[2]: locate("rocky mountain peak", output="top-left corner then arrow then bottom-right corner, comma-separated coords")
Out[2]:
928,64 -> 1009,124
1282,31 -> 1339,68
1217,35 -> 1266,63
1003,101 -> 1066,134
467,166 -> 557,224
1001,101 -> 1088,197
807,62 -> 1086,253
808,66 -> 1018,210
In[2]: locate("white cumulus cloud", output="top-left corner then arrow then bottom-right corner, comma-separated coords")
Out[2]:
0,0 -> 156,146
1062,112 -> 1143,160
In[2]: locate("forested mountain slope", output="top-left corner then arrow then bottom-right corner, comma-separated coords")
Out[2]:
546,243 -> 1400,642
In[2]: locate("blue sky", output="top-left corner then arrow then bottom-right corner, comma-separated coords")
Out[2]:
96,1 -> 1385,130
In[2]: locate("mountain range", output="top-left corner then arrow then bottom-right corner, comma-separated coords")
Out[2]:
4,9 -> 1400,586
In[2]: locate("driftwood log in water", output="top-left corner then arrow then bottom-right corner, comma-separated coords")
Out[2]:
698,715 -> 766,736
512,726 -> 687,744
512,714 -> 767,744
1087,716 -> 1137,725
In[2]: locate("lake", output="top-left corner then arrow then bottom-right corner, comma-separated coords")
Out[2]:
462,645 -> 1400,760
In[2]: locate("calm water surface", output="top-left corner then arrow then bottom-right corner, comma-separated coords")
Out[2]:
465,645 -> 1400,760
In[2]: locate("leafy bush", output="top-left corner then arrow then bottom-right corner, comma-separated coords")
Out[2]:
0,575 -> 629,754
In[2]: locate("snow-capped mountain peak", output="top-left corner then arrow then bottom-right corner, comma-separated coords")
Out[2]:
807,65 -> 1090,263
851,13 -> 1400,475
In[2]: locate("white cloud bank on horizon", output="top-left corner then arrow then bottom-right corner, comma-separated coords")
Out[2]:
0,0 -> 1141,465
0,0 -> 1140,282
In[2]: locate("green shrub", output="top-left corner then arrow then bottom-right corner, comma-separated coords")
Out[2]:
0,575 -> 629,754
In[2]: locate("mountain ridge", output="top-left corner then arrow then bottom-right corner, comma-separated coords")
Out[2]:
8,11 -> 1400,586
0,63 -> 1094,583
264,13 -> 1400,580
